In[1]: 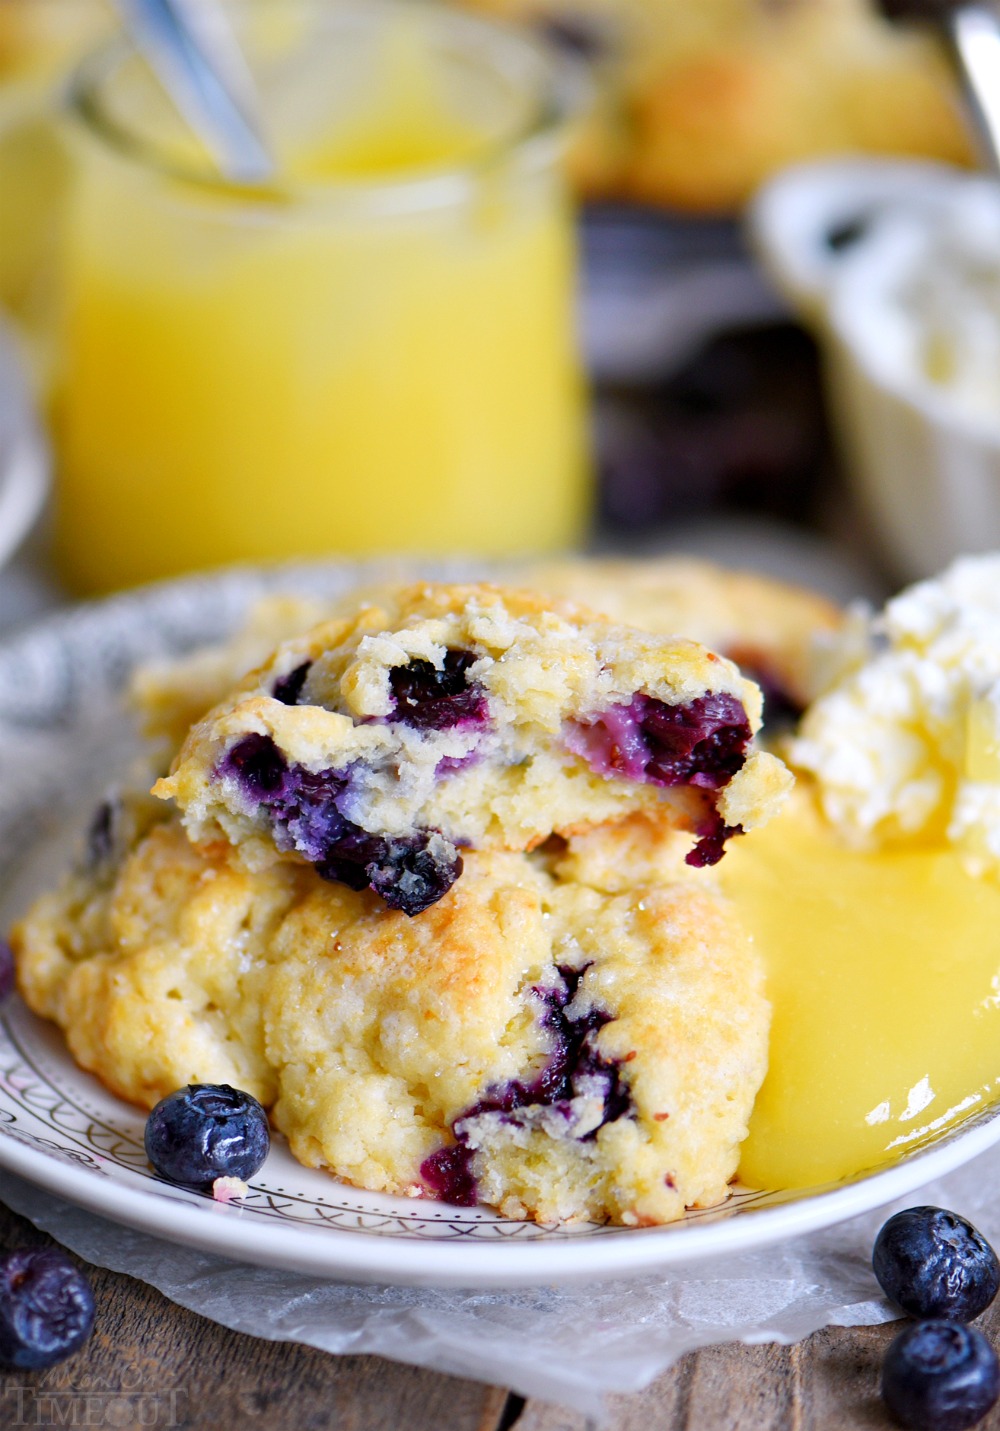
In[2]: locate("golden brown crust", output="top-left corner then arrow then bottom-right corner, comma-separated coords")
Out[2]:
154,580 -> 790,880
524,556 -> 843,711
13,817 -> 768,1225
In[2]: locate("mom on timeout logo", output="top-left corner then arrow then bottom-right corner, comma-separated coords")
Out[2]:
3,1366 -> 187,1427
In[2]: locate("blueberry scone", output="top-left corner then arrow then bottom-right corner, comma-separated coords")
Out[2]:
130,559 -> 842,750
13,805 -> 767,1225
525,556 -> 843,722
154,583 -> 792,915
132,594 -> 335,753
459,0 -> 971,210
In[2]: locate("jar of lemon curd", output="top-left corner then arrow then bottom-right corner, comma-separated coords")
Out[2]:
51,1 -> 589,592
0,1 -> 110,392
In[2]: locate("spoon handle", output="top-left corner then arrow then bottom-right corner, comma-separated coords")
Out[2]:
876,0 -> 1000,174
947,4 -> 1000,173
111,0 -> 274,182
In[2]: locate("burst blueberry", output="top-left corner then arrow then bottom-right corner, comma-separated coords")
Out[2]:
0,1249 -> 95,1369
881,1321 -> 1000,1431
420,966 -> 632,1205
144,1083 -> 270,1190
272,661 -> 312,706
388,649 -> 489,732
222,735 -> 462,914
224,732 -> 289,801
565,692 -> 752,866
317,830 -> 463,916
874,1207 -> 1000,1323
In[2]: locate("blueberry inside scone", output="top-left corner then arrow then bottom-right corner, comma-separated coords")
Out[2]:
13,816 -> 767,1225
155,583 -> 792,915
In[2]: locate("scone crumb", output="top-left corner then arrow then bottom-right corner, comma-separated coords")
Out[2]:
212,1176 -> 249,1203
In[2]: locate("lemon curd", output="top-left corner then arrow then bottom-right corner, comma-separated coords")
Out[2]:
721,788 -> 1000,1191
52,5 -> 587,593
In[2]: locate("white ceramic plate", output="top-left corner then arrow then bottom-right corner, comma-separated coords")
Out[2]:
1,563 -> 999,1288
0,324 -> 48,572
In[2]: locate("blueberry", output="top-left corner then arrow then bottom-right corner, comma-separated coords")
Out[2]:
85,798 -> 118,869
686,813 -> 742,869
318,830 -> 463,916
221,736 -> 463,915
420,1142 -> 478,1207
569,693 -> 752,790
272,661 -> 312,706
0,1249 -> 95,1369
388,650 -> 489,732
144,1083 -> 270,1190
882,1321 -> 1000,1431
223,733 -> 289,801
874,1207 -> 1000,1322
0,940 -> 14,1003
421,967 -> 634,1205
640,692 -> 751,789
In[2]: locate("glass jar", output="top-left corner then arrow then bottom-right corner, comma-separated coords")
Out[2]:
49,0 -> 589,592
0,0 -> 110,388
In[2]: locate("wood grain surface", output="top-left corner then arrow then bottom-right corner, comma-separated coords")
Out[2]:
1,1196 -> 998,1431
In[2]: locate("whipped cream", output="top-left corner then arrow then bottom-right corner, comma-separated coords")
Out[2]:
789,554 -> 1000,873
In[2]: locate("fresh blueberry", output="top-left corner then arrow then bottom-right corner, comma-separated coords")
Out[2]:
0,941 -> 14,1004
881,1321 -> 1000,1431
874,1207 -> 1000,1322
0,1249 -> 95,1369
144,1083 -> 270,1190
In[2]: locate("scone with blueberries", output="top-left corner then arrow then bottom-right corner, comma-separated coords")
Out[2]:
12,802 -> 768,1226
525,556 -> 843,724
131,558 -> 842,749
155,582 -> 792,916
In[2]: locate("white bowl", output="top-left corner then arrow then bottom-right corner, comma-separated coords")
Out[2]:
0,322 -> 48,571
750,159 -> 1000,581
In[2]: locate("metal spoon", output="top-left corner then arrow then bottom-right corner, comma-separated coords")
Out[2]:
879,0 -> 1000,173
948,4 -> 1000,173
110,0 -> 275,182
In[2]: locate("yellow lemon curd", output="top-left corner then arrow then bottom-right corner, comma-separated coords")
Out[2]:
722,787 -> 1000,1191
52,11 -> 587,592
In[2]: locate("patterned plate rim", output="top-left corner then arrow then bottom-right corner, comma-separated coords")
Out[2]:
1,561 -> 999,1288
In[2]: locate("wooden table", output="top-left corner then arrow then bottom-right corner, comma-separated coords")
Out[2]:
4,1198 -> 996,1431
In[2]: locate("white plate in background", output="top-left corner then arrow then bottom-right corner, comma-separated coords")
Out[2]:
0,323 -> 48,573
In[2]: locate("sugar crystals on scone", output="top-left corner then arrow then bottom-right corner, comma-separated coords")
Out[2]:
155,582 -> 792,915
12,814 -> 768,1227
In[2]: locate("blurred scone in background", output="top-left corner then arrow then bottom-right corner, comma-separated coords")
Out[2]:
460,0 -> 973,209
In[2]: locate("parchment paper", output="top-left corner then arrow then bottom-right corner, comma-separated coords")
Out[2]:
6,1147 -> 1000,1419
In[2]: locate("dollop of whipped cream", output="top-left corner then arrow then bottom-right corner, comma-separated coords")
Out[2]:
789,554 -> 1000,874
